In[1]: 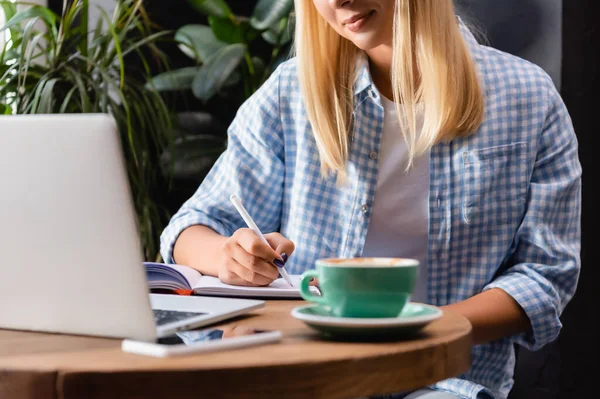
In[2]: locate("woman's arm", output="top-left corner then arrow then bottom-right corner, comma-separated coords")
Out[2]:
449,82 -> 582,348
173,225 -> 226,276
160,64 -> 289,286
173,225 -> 294,286
441,288 -> 530,345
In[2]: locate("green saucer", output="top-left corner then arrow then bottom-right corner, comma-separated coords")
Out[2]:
291,303 -> 442,340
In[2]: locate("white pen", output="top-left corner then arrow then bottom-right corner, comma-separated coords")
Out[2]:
229,194 -> 294,287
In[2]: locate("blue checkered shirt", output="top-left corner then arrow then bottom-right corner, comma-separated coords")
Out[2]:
161,22 -> 581,399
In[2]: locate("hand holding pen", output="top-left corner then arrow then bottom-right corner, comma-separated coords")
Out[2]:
221,194 -> 295,287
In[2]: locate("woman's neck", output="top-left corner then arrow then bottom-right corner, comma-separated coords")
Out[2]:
366,44 -> 420,102
366,45 -> 394,100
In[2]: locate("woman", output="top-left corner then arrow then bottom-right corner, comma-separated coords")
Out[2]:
160,0 -> 581,398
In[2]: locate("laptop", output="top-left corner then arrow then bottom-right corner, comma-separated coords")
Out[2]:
0,114 -> 264,342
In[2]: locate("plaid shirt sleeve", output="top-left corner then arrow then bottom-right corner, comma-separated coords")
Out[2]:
484,82 -> 582,351
159,67 -> 285,264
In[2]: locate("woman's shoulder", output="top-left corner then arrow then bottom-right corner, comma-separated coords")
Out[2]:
272,57 -> 300,93
475,43 -> 558,105
466,44 -> 572,155
250,57 -> 301,113
274,56 -> 298,77
237,57 -> 300,114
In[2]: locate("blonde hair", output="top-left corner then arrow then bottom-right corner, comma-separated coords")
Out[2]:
294,0 -> 484,179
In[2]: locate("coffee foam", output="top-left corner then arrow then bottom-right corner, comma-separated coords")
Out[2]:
318,257 -> 418,267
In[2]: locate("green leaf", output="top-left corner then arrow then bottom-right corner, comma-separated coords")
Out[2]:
121,30 -> 172,58
147,67 -> 201,91
239,18 -> 260,43
0,103 -> 12,115
59,86 -> 78,113
261,12 -> 295,45
64,66 -> 91,113
250,0 -> 293,31
0,1 -> 18,38
188,0 -> 232,18
160,134 -> 226,181
261,30 -> 277,46
98,7 -> 125,89
208,16 -> 243,44
37,77 -> 59,113
0,2 -> 17,21
1,5 -> 58,36
29,76 -> 48,113
17,21 -> 45,101
221,70 -> 241,89
281,12 -> 295,44
175,24 -> 226,62
79,0 -> 89,59
192,43 -> 246,101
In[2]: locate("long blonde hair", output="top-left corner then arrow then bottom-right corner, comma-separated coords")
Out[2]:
294,0 -> 484,178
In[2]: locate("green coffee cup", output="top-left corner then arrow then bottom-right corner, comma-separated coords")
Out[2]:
299,257 -> 418,318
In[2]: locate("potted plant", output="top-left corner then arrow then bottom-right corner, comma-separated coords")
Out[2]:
146,0 -> 294,208
0,0 -> 175,261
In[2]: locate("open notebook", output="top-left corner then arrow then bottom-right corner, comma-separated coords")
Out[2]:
144,262 -> 319,299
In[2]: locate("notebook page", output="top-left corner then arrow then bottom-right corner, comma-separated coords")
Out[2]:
145,262 -> 203,290
165,263 -> 203,287
192,275 -> 319,298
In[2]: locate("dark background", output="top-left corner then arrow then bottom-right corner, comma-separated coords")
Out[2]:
48,1 -> 598,397
553,0 -> 598,397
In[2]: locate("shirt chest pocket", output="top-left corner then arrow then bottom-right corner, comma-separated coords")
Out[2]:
462,142 -> 529,226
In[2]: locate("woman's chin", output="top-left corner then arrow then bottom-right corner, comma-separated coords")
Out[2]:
345,32 -> 384,51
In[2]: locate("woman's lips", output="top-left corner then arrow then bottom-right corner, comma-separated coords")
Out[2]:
343,10 -> 375,33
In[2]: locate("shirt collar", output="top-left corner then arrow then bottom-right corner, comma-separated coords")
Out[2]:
353,52 -> 372,96
353,16 -> 480,96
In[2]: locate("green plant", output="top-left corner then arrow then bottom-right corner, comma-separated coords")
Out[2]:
0,0 -> 175,261
148,0 -> 294,103
141,0 -> 295,219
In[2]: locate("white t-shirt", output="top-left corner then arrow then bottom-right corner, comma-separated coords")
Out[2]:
361,95 -> 430,304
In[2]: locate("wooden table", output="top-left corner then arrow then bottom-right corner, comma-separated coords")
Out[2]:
0,301 -> 472,399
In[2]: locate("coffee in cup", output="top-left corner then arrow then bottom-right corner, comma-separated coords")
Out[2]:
299,257 -> 418,318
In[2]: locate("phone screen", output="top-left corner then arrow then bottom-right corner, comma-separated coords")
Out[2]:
157,326 -> 270,346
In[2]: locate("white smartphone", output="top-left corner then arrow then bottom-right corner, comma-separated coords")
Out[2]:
121,326 -> 282,357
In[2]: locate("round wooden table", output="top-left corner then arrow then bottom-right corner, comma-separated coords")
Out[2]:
0,301 -> 472,399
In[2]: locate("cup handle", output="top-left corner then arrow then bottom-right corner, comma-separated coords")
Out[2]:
300,270 -> 328,306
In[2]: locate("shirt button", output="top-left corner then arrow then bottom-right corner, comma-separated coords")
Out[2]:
361,204 -> 369,214
369,151 -> 378,160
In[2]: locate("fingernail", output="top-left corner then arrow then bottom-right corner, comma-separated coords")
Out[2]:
274,258 -> 285,268
281,253 -> 288,262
